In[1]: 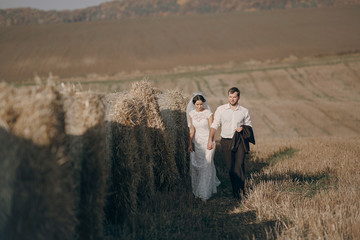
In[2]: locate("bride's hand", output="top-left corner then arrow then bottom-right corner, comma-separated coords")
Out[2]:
207,140 -> 214,150
188,145 -> 193,152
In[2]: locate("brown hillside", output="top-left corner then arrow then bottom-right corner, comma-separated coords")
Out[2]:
0,5 -> 360,82
1,0 -> 360,26
75,53 -> 360,140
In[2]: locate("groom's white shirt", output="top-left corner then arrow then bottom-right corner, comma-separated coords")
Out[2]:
211,103 -> 252,139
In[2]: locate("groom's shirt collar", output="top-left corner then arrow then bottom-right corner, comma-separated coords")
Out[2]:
225,104 -> 240,110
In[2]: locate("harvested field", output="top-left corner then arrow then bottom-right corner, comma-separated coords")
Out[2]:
104,136 -> 360,239
1,4 -> 360,237
243,136 -> 360,239
1,73 -> 359,238
0,5 -> 360,82
98,55 -> 359,238
55,53 -> 360,141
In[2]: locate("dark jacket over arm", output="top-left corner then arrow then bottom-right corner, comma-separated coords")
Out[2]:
231,125 -> 255,153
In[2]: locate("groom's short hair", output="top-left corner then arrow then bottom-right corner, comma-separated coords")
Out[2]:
228,87 -> 240,97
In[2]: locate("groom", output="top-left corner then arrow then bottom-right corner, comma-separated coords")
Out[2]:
207,87 -> 255,200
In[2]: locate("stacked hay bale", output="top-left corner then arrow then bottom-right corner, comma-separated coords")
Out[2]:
105,87 -> 161,221
0,84 -> 22,239
0,79 -> 190,237
126,93 -> 155,200
61,87 -> 107,240
105,93 -> 143,221
130,81 -> 180,191
105,81 -> 189,222
0,83 -> 76,240
0,82 -> 108,240
157,89 -> 190,183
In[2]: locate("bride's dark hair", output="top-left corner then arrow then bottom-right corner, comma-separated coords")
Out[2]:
192,95 -> 206,104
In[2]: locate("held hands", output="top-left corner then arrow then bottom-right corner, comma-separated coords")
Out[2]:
207,139 -> 214,150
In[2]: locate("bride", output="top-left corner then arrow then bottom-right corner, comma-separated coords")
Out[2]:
186,92 -> 220,202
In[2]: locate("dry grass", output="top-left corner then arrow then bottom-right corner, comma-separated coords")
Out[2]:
100,73 -> 359,239
104,137 -> 359,239
95,61 -> 360,239
243,137 -> 360,239
1,71 -> 359,239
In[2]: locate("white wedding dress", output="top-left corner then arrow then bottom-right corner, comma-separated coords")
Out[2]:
189,109 -> 220,200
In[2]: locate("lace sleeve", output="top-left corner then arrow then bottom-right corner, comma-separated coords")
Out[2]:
189,109 -> 195,119
206,109 -> 213,119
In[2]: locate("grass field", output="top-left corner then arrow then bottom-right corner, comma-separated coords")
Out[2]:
2,55 -> 360,240
93,52 -> 359,238
56,52 -> 360,141
1,5 -> 360,82
65,51 -> 359,239
104,136 -> 359,239
1,4 -> 360,239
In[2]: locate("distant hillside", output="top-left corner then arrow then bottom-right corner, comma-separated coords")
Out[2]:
1,0 -> 360,26
1,4 -> 360,82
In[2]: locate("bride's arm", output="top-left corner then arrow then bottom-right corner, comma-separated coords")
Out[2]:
207,114 -> 215,150
208,114 -> 214,129
188,117 -> 195,152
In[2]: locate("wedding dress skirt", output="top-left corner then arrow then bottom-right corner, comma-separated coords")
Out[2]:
189,109 -> 220,200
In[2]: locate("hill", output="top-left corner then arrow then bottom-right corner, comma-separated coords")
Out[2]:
1,0 -> 360,26
1,5 -> 360,82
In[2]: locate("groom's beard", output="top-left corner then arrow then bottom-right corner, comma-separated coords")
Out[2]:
229,100 -> 239,106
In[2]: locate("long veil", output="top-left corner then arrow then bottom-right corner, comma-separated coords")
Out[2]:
186,91 -> 211,127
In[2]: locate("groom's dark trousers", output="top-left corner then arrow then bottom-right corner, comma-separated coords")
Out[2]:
220,138 -> 246,199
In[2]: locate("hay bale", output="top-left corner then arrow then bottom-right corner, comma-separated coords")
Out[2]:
103,92 -> 120,171
0,128 -> 21,239
61,88 -> 107,240
11,85 -> 66,147
103,81 -> 190,224
0,83 -> 76,239
106,94 -> 143,221
130,81 -> 180,191
5,136 -> 76,240
127,95 -> 155,200
157,89 -> 190,182
105,89 -> 159,223
0,83 -> 17,131
0,84 -> 18,237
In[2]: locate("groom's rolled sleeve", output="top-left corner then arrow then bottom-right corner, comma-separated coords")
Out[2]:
244,109 -> 252,127
210,107 -> 221,130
